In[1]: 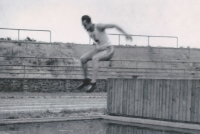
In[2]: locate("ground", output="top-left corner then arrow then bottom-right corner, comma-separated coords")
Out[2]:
0,92 -> 107,120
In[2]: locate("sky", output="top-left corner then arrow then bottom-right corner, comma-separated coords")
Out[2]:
0,0 -> 200,48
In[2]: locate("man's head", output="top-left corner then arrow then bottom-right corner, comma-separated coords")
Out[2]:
81,15 -> 94,32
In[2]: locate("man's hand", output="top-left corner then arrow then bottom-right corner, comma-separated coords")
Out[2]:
125,34 -> 132,42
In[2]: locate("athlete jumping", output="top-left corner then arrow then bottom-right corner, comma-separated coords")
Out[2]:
76,15 -> 132,93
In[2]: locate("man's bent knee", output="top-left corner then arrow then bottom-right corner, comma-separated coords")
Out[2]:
80,55 -> 90,64
80,56 -> 86,64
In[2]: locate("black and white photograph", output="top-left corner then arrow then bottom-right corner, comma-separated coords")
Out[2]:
0,0 -> 200,133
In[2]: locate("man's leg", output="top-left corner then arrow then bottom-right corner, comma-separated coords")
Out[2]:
87,47 -> 114,92
76,48 -> 98,90
81,59 -> 88,79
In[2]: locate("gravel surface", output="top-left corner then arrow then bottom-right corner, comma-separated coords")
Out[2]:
0,108 -> 106,119
0,92 -> 107,98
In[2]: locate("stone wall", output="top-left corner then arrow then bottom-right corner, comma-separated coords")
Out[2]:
0,78 -> 107,92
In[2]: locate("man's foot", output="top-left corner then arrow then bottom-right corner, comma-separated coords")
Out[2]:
76,78 -> 91,90
86,82 -> 96,93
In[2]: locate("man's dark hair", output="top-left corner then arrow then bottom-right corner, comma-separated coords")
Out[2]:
82,15 -> 91,23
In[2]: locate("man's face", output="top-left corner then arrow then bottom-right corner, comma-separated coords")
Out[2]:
82,20 -> 93,32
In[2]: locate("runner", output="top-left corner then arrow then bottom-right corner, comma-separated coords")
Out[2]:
77,15 -> 132,93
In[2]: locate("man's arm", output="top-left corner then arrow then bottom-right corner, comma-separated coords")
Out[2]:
97,24 -> 132,41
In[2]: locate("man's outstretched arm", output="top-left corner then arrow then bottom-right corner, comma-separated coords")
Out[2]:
97,24 -> 132,41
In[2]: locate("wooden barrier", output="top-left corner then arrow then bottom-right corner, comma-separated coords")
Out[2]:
107,78 -> 200,123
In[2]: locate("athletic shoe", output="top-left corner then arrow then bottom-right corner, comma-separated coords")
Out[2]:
86,82 -> 96,93
76,78 -> 91,90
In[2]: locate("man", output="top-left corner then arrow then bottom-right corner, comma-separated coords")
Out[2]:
77,15 -> 132,93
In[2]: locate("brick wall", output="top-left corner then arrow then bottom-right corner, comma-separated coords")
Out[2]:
0,78 -> 107,92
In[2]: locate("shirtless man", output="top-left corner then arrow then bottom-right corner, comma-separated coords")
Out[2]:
77,15 -> 132,93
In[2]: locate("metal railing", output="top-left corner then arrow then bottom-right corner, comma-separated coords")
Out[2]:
89,33 -> 178,48
0,28 -> 52,42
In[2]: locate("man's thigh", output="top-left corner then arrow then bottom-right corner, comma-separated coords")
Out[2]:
92,49 -> 114,61
81,48 -> 99,62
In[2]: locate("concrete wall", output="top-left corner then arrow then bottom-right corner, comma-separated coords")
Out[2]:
1,41 -> 198,62
72,44 -> 194,61
0,78 -> 107,92
1,41 -> 200,80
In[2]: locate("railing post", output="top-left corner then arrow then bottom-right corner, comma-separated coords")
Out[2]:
18,30 -> 20,41
50,31 -> 51,43
177,37 -> 178,48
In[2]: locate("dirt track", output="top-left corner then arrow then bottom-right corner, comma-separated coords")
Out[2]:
0,92 -> 107,114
